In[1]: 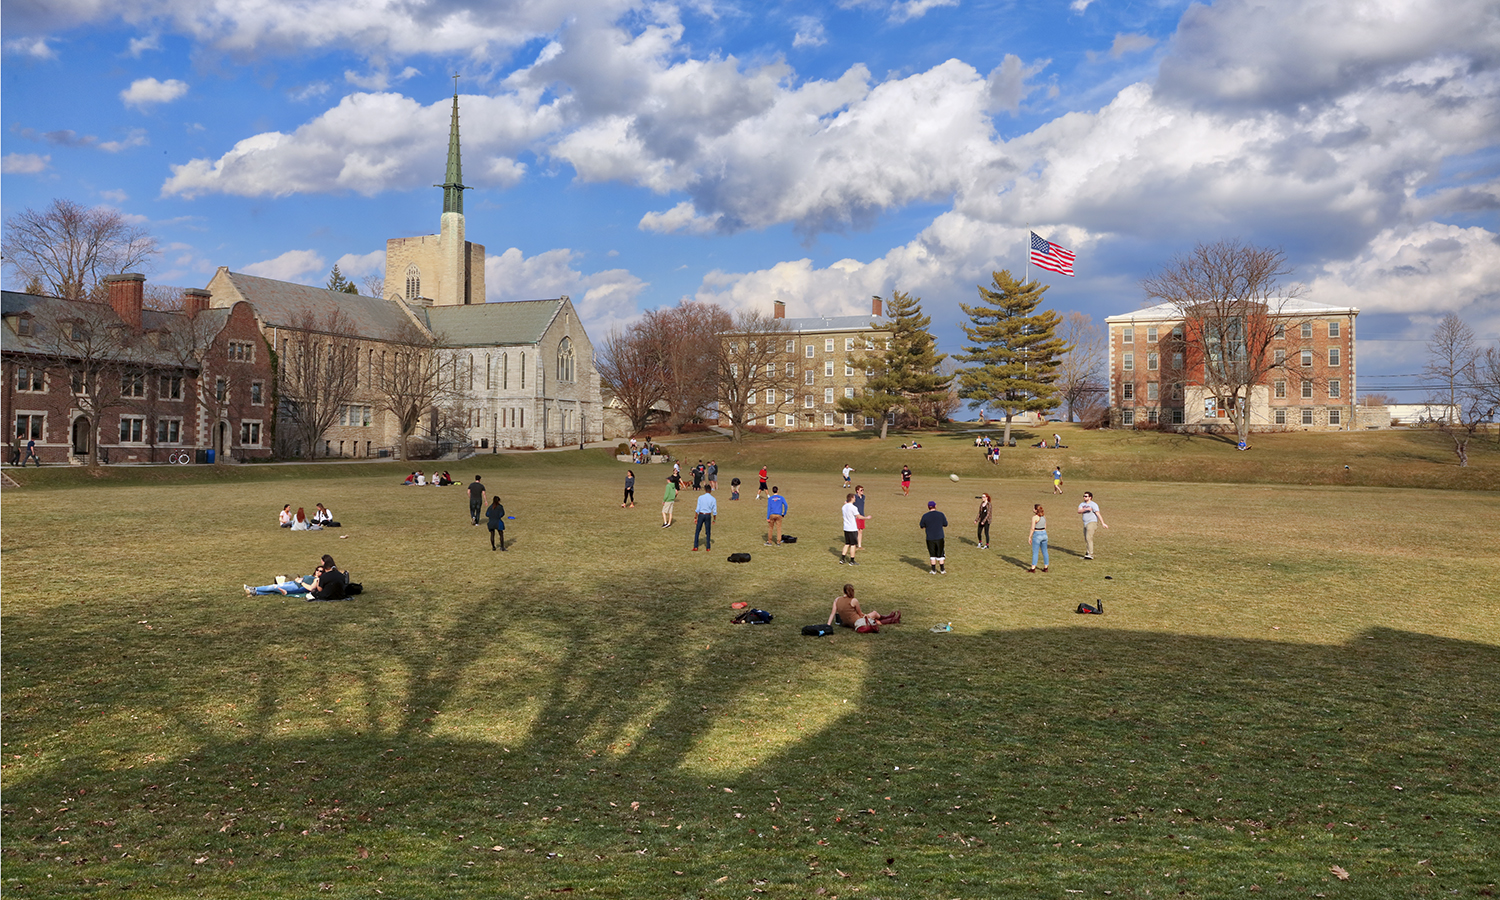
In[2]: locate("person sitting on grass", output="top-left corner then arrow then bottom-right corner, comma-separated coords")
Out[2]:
279,504 -> 294,527
827,583 -> 900,631
245,554 -> 342,596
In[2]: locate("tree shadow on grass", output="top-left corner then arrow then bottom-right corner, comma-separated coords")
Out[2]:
4,579 -> 1499,897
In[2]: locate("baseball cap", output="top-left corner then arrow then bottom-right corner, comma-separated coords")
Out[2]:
927,501 -> 936,508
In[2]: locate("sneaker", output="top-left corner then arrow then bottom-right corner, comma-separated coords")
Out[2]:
839,558 -> 846,565
849,559 -> 858,566
692,547 -> 699,551
1041,566 -> 1048,572
940,567 -> 946,574
765,541 -> 774,546
1083,555 -> 1093,560
930,568 -> 937,575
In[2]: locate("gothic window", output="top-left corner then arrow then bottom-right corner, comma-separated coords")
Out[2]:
405,265 -> 421,301
556,338 -> 574,383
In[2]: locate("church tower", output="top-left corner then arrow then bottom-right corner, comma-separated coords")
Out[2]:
384,83 -> 486,306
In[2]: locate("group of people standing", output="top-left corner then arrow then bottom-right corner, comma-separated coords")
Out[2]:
1023,491 -> 1108,572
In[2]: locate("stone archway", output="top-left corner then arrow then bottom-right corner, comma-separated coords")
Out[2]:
71,416 -> 91,457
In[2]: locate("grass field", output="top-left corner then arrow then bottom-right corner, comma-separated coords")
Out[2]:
3,425 -> 1498,898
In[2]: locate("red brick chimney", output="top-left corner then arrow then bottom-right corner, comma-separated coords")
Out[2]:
182,288 -> 212,318
872,296 -> 883,317
774,300 -> 786,319
104,273 -> 146,331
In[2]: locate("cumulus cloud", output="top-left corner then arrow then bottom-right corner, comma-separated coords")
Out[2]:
985,54 -> 1048,114
121,77 -> 188,108
837,0 -> 958,23
162,90 -> 562,198
2,153 -> 50,174
99,128 -> 149,152
486,246 -> 648,334
344,65 -> 421,90
335,249 -> 386,278
128,34 -> 160,56
99,189 -> 129,203
1307,223 -> 1500,315
791,16 -> 826,49
242,249 -> 326,282
4,37 -> 55,59
639,201 -> 722,235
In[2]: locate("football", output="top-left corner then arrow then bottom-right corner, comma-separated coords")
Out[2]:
949,473 -> 960,482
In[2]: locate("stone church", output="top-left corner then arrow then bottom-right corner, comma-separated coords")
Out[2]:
206,90 -> 603,455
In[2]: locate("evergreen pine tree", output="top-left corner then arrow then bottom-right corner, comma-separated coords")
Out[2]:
836,291 -> 952,439
326,264 -> 359,294
957,270 -> 1069,445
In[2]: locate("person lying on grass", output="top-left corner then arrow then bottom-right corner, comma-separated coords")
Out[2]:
827,583 -> 900,631
245,554 -> 346,598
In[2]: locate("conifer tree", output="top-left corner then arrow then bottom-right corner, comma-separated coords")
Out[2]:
957,270 -> 1068,445
326,264 -> 358,294
836,291 -> 951,439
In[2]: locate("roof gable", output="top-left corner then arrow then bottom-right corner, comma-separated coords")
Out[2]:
425,298 -> 564,347
214,271 -> 424,342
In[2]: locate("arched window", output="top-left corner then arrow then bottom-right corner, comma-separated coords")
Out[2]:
405,265 -> 421,300
557,337 -> 575,383
501,353 -> 508,390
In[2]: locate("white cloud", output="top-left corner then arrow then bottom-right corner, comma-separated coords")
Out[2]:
1069,0 -> 1096,13
485,246 -> 647,335
1087,33 -> 1158,63
128,34 -> 160,57
344,65 -> 421,90
1307,223 -> 1500,315
290,81 -> 331,102
242,249 -> 326,282
1,153 -> 50,174
121,77 -> 189,108
4,37 -> 56,59
985,54 -> 1048,114
162,90 -> 562,198
99,189 -> 129,203
791,16 -> 826,49
639,201 -> 721,235
335,250 -> 386,278
837,0 -> 958,23
98,128 -> 149,152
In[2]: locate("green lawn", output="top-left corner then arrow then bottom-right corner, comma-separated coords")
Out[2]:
3,427 -> 1498,898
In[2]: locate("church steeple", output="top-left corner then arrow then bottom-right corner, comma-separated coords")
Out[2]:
439,77 -> 467,215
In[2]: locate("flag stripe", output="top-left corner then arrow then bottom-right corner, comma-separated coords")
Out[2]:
1030,232 -> 1076,277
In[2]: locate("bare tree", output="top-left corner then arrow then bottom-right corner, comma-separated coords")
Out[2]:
3,199 -> 159,300
371,324 -> 457,460
596,324 -> 668,436
1142,239 -> 1309,446
156,301 -> 240,462
1056,311 -> 1105,423
716,311 -> 795,441
1359,393 -> 1397,407
277,308 -> 362,459
29,300 -> 140,466
638,301 -> 731,432
1424,313 -> 1494,466
361,273 -> 387,298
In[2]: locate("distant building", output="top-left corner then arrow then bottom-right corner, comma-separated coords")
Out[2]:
204,89 -> 601,455
721,298 -> 892,431
3,274 -> 274,464
1104,298 -> 1359,432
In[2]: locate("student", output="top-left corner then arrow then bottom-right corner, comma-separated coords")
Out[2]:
900,465 -> 912,497
279,504 -> 294,528
840,493 -> 868,566
841,463 -> 853,488
312,503 -> 339,527
290,508 -> 314,531
622,470 -> 636,508
757,466 -> 768,500
827,583 -> 899,631
853,485 -> 868,549
468,475 -> 486,525
765,486 -> 788,545
1052,466 -> 1063,494
974,493 -> 992,549
662,476 -> 678,528
486,496 -> 507,550
1027,503 -> 1049,573
920,501 -> 948,575
1077,491 -> 1109,560
692,485 -> 718,551
245,554 -> 342,596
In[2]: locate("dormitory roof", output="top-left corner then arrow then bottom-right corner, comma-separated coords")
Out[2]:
776,314 -> 889,333
1105,298 -> 1360,323
2,290 -> 231,368
213,271 -> 422,343
426,299 -> 565,347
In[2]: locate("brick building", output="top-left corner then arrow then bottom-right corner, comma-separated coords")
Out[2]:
723,298 -> 892,431
1104,298 -> 1359,432
3,274 -> 274,465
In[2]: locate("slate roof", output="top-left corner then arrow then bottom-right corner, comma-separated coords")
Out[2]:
1106,298 -> 1360,322
214,271 -> 422,342
775,314 -> 890,333
426,299 -> 564,347
2,290 -> 222,368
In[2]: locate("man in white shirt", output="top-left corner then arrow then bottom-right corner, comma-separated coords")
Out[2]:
1078,491 -> 1109,559
692,486 -> 718,551
840,493 -> 868,566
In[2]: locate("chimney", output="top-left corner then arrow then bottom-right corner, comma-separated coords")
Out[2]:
104,273 -> 146,330
872,296 -> 883,318
774,300 -> 786,319
182,288 -> 212,318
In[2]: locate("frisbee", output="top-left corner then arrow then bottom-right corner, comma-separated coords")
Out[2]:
949,473 -> 960,482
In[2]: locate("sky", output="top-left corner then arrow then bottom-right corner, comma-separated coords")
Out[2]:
3,0 -> 1498,401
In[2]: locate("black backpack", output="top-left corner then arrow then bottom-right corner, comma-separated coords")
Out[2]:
801,624 -> 833,636
1075,600 -> 1103,615
727,552 -> 752,563
731,608 -> 773,624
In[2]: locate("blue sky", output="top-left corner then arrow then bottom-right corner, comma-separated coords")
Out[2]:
4,0 -> 1498,399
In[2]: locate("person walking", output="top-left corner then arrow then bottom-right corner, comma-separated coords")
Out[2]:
1027,503 -> 1049,572
622,470 -> 636,508
919,501 -> 948,574
467,475 -> 487,525
1078,491 -> 1109,559
840,493 -> 869,566
692,485 -> 718,551
1052,466 -> 1063,494
974,493 -> 992,549
756,465 -> 768,500
766,486 -> 789,545
853,484 -> 868,549
900,464 -> 912,497
662,477 -> 678,528
485,496 -> 507,550
706,460 -> 718,492
23,438 -> 41,467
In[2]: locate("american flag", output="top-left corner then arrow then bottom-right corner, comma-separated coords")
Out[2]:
1030,232 -> 1076,277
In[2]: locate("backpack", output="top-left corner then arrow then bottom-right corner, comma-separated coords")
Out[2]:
1075,600 -> 1103,615
727,552 -> 752,563
731,608 -> 773,624
801,624 -> 833,636
779,535 -> 797,543
854,616 -> 879,633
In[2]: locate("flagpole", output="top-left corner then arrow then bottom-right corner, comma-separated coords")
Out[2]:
1024,226 -> 1029,284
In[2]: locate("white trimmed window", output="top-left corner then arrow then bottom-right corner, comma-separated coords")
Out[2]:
1146,408 -> 1159,424
1171,408 -> 1184,425
804,394 -> 815,408
845,338 -> 855,351
824,338 -> 835,352
844,364 -> 855,376
786,414 -> 796,427
156,418 -> 182,444
1274,380 -> 1286,399
119,416 -> 145,443
844,412 -> 854,425
1329,347 -> 1340,367
1147,327 -> 1158,343
1302,380 -> 1313,399
804,370 -> 815,385
1121,408 -> 1135,426
824,412 -> 836,425
15,367 -> 44,392
1274,349 -> 1286,365
1328,408 -> 1342,425
1147,382 -> 1159,400
1147,352 -> 1158,371
1275,408 -> 1287,425
786,362 -> 795,377
1301,408 -> 1314,425
1122,382 -> 1134,400
1122,327 -> 1133,344
805,345 -> 815,358
241,421 -> 263,445
824,360 -> 834,377
1123,352 -> 1134,371
766,388 -> 776,404
786,340 -> 796,353
1301,349 -> 1313,367
1328,379 -> 1341,399
844,387 -> 855,399
1328,321 -> 1340,338
824,387 -> 834,404
1301,322 -> 1313,339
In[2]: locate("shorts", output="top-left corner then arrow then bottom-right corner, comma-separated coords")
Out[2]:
663,501 -> 675,515
856,519 -> 865,531
843,530 -> 859,546
926,538 -> 946,560
759,480 -> 768,491
901,479 -> 910,488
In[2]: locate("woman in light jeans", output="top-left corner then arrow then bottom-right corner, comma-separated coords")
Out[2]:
1026,503 -> 1049,573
